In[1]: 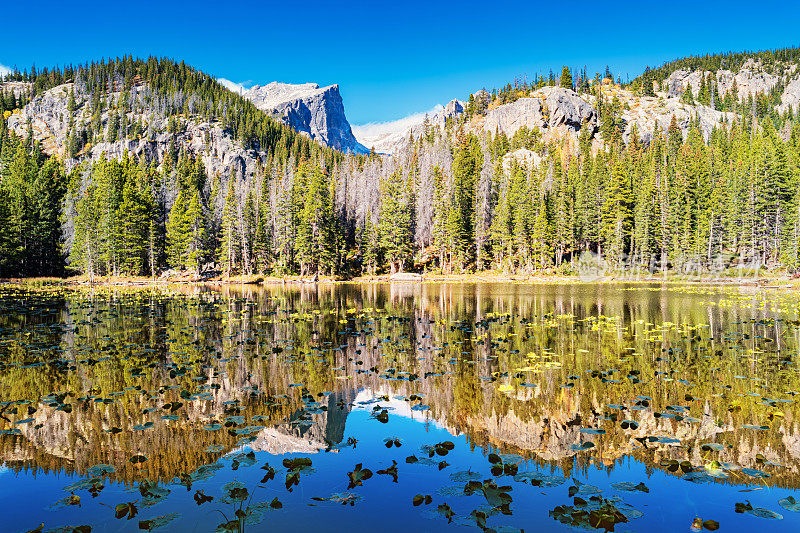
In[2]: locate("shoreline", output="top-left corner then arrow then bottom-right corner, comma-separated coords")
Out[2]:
2,271 -> 798,290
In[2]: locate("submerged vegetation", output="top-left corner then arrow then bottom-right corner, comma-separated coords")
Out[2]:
1,283 -> 800,531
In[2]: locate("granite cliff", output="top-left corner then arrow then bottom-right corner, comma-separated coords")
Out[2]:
242,81 -> 367,153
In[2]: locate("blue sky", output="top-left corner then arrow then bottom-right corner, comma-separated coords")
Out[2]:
1,0 -> 798,124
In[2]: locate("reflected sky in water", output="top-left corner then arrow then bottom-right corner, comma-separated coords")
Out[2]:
1,282 -> 800,532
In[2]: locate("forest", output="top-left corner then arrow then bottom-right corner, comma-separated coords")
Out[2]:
0,55 -> 799,279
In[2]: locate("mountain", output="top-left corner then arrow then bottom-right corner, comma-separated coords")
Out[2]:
2,50 -> 800,280
5,80 -> 267,180
355,50 -> 800,158
352,99 -> 464,155
240,81 -> 367,154
472,56 -> 799,150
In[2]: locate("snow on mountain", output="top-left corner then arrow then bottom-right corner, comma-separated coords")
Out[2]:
352,101 -> 466,155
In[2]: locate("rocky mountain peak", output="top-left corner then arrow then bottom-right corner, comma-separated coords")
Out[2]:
242,81 -> 367,154
351,101 -> 466,156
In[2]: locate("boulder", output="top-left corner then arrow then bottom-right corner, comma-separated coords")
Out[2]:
482,97 -> 546,136
481,87 -> 595,137
540,87 -> 596,130
501,148 -> 542,173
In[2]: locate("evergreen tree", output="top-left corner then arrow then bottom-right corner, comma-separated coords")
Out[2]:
560,66 -> 573,89
681,83 -> 695,105
378,171 -> 413,274
296,164 -> 334,275
117,169 -> 151,275
219,175 -> 239,276
166,190 -> 190,269
185,189 -> 206,273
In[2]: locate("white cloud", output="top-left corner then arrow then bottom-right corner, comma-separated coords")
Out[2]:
351,104 -> 443,141
0,63 -> 12,78
218,78 -> 249,94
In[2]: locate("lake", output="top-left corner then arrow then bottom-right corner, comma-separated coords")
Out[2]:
1,282 -> 800,532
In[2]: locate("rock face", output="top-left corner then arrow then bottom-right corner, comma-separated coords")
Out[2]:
242,82 -> 367,154
6,56 -> 800,166
543,87 -> 596,129
779,75 -> 800,113
501,148 -> 541,172
5,82 -> 265,180
482,87 -> 596,137
619,94 -> 733,145
482,97 -> 546,134
442,98 -> 464,119
663,59 -> 800,116
664,59 -> 787,100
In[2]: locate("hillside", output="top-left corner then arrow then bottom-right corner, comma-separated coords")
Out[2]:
356,49 -> 800,156
1,50 -> 799,281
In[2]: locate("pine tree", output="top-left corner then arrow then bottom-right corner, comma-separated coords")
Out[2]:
431,165 -> 450,269
378,171 -> 413,274
601,157 -> 633,266
697,73 -> 709,106
489,166 -> 514,270
681,83 -> 695,105
185,189 -> 206,273
560,66 -> 573,89
240,190 -> 255,275
529,194 -> 551,269
253,170 -> 272,273
166,190 -> 190,269
72,182 -> 102,281
219,175 -> 239,276
117,169 -> 151,275
360,218 -> 380,275
641,67 -> 655,97
448,132 -> 478,269
296,164 -> 334,275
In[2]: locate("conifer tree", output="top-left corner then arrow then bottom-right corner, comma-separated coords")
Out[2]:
117,169 -> 151,275
166,190 -> 189,269
601,157 -> 633,266
254,170 -> 272,273
219,175 -> 239,276
560,66 -> 573,89
681,83 -> 695,105
185,189 -> 206,273
296,164 -> 334,275
378,171 -> 412,274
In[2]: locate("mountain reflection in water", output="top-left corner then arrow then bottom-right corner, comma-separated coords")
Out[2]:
1,282 -> 800,532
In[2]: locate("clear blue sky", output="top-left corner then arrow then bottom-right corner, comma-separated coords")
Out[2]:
1,0 -> 798,124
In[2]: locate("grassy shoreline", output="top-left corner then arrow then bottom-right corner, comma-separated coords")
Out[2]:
2,270 -> 799,290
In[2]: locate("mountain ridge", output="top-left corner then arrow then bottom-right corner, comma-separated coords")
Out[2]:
2,50 -> 800,280
240,81 -> 367,154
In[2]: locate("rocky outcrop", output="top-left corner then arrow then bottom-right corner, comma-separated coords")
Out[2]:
4,82 -> 265,180
779,75 -> 800,113
442,98 -> 464,119
619,93 -> 733,144
482,87 -> 596,137
483,97 -> 546,134
242,82 -> 367,154
664,59 -> 788,100
501,148 -> 541,172
543,87 -> 596,129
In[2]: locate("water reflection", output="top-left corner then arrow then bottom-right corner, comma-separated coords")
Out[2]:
1,282 -> 800,531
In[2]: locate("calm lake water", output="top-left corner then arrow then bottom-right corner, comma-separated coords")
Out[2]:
2,282 -> 800,532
